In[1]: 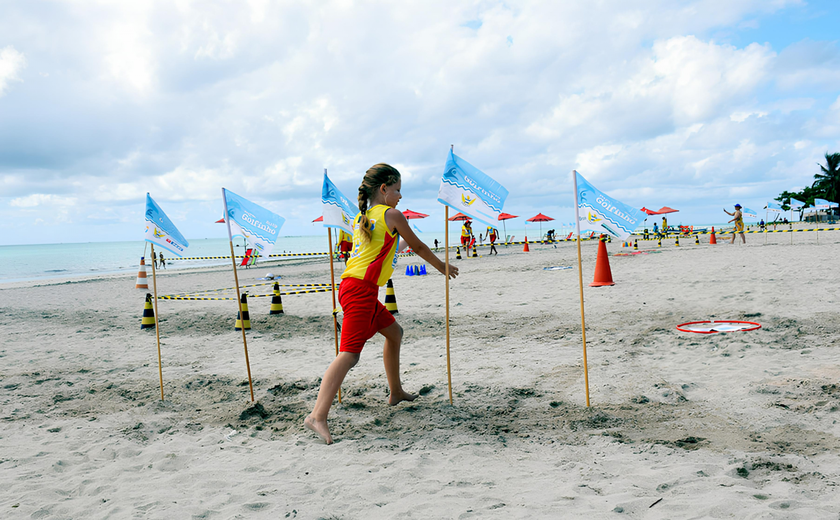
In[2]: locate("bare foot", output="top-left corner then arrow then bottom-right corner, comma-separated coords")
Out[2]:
388,390 -> 417,406
304,415 -> 333,445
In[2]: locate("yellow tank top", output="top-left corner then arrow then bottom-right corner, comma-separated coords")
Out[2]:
342,205 -> 399,286
461,224 -> 471,237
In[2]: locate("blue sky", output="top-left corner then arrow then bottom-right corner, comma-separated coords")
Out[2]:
1,0 -> 839,245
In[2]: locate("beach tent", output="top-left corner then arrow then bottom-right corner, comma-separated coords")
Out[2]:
526,212 -> 554,238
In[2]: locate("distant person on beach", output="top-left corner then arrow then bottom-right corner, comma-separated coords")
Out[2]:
434,239 -> 439,250
461,221 -> 472,253
487,226 -> 498,255
153,252 -> 159,268
305,163 -> 459,445
159,252 -> 166,269
759,219 -> 765,230
337,229 -> 353,263
661,216 -> 668,234
652,222 -> 659,237
724,204 -> 746,244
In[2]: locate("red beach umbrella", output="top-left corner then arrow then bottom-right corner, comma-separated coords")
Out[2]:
640,207 -> 658,215
448,212 -> 471,221
497,212 -> 518,242
656,206 -> 679,214
215,217 -> 226,223
526,213 -> 554,237
312,216 -> 323,222
402,209 -> 429,220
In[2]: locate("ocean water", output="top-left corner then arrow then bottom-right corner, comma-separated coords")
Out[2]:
0,231 -> 457,284
0,222 -> 735,284
0,236 -> 328,284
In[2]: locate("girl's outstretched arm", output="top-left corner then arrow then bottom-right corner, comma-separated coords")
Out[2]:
386,209 -> 458,279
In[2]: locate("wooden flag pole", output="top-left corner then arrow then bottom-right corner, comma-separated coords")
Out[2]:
327,227 -> 342,403
445,204 -> 453,404
149,244 -> 165,401
222,188 -> 255,402
572,171 -> 591,407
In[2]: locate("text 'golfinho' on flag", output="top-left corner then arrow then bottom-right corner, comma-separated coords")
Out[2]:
574,171 -> 645,241
145,193 -> 189,257
222,188 -> 285,260
321,171 -> 359,235
438,148 -> 508,228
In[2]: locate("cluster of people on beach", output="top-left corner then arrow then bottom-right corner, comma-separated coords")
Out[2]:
152,252 -> 166,269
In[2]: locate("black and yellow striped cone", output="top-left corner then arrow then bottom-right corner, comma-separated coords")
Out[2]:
472,245 -> 478,258
235,293 -> 251,330
269,282 -> 284,315
384,279 -> 398,314
141,293 -> 155,329
456,247 -> 462,260
633,240 -> 638,251
675,236 -> 680,247
658,237 -> 662,247
695,235 -> 700,245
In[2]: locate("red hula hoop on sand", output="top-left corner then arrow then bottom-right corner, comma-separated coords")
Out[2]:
676,320 -> 761,334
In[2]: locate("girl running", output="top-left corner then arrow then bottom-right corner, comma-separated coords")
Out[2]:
305,163 -> 459,444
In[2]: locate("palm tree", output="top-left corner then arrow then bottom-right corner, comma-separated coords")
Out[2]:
814,152 -> 840,206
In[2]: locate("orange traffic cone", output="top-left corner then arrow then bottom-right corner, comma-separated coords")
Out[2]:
135,257 -> 149,289
523,236 -> 530,252
710,227 -> 717,245
589,237 -> 615,287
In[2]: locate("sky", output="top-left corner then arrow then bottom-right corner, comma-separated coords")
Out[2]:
1,0 -> 839,245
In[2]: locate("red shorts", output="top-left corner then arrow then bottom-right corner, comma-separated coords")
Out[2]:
339,241 -> 352,252
489,235 -> 496,243
461,236 -> 469,246
338,277 -> 395,353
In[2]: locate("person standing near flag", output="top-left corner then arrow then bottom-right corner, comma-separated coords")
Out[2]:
337,228 -> 353,263
305,163 -> 459,445
724,204 -> 746,244
461,220 -> 473,252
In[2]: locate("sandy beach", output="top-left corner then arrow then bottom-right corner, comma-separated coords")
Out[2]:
2,230 -> 839,519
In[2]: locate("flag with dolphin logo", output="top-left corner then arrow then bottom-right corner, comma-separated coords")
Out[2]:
574,171 -> 645,240
438,148 -> 509,228
321,172 -> 359,235
222,188 -> 285,260
144,193 -> 189,256
766,201 -> 783,213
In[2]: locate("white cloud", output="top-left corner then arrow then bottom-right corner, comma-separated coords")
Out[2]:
10,194 -> 77,208
0,46 -> 26,96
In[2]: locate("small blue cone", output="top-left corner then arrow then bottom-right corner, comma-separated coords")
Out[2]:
405,265 -> 412,276
413,265 -> 420,275
420,265 -> 427,275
